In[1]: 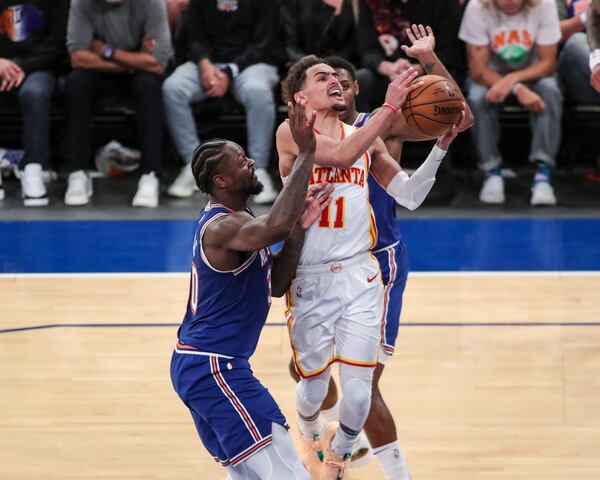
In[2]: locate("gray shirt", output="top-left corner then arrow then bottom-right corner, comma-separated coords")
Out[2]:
67,0 -> 172,67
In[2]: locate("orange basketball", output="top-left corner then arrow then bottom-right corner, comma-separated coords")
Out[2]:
401,74 -> 463,138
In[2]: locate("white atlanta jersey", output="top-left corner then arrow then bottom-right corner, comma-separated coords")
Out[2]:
299,122 -> 377,266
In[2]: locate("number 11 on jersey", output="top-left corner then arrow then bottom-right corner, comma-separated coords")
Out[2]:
319,196 -> 345,229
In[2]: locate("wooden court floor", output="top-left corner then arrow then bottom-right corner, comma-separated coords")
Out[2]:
1,273 -> 599,480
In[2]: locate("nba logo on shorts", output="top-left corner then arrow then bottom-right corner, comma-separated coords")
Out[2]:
217,0 -> 238,11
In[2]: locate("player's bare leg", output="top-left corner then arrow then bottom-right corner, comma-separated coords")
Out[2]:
363,362 -> 410,480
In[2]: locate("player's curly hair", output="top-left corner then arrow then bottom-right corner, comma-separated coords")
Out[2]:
281,55 -> 324,105
191,139 -> 229,194
482,0 -> 538,10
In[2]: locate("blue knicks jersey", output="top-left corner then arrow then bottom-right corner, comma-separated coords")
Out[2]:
177,202 -> 273,359
353,112 -> 401,251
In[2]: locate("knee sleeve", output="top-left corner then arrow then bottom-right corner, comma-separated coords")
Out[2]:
296,375 -> 330,417
339,374 -> 373,432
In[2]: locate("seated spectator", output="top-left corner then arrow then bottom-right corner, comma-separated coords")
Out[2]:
586,0 -> 600,179
65,0 -> 172,208
460,0 -> 563,206
591,0 -> 600,93
355,0 -> 464,111
162,0 -> 280,203
556,0 -> 600,177
281,0 -> 357,67
0,0 -> 68,206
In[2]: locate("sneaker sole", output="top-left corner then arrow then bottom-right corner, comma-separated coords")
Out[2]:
23,196 -> 49,207
166,189 -> 195,198
132,199 -> 159,208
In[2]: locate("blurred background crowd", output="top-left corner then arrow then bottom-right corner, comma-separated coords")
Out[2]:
0,0 -> 598,209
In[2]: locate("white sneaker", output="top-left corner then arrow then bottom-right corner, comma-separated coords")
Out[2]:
21,163 -> 49,207
132,172 -> 159,207
65,170 -> 93,206
253,168 -> 278,204
531,180 -> 557,206
479,174 -> 505,204
167,165 -> 198,198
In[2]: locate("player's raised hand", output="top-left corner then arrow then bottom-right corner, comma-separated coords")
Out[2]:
402,24 -> 436,59
383,67 -> 423,111
288,101 -> 317,152
298,183 -> 334,229
436,105 -> 467,150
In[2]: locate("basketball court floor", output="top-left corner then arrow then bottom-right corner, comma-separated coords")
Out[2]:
1,190 -> 599,479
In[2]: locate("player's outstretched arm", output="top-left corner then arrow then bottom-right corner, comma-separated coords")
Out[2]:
371,110 -> 466,210
277,69 -> 423,176
271,183 -> 334,297
211,104 -> 317,253
401,24 -> 474,131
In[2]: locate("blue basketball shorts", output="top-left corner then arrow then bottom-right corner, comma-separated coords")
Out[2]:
373,240 -> 409,358
170,347 -> 288,467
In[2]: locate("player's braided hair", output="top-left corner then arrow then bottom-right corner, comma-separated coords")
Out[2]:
281,55 -> 324,105
191,139 -> 229,194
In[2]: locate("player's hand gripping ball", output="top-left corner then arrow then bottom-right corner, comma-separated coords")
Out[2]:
402,74 -> 463,137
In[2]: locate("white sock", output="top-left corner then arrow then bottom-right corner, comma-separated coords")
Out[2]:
319,398 -> 340,429
297,411 -> 320,438
372,440 -> 410,480
331,425 -> 359,457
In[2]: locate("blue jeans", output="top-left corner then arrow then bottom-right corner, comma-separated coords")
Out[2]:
162,62 -> 279,169
0,70 -> 56,168
557,32 -> 600,106
467,75 -> 563,170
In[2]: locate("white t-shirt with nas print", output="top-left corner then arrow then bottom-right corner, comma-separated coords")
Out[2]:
459,0 -> 561,71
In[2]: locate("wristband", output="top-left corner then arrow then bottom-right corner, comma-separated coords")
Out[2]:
579,11 -> 588,26
381,102 -> 399,114
590,49 -> 600,72
511,82 -> 524,95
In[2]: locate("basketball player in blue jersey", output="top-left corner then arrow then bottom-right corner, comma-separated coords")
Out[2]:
170,102 -> 335,480
285,25 -> 474,480
276,44 -> 467,479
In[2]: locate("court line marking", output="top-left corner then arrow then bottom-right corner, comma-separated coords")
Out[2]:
1,271 -> 599,279
2,322 -> 600,335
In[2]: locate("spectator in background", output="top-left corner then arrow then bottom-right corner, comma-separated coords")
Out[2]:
586,0 -> 600,179
556,0 -> 600,180
162,0 -> 280,203
0,0 -> 68,206
65,0 -> 172,208
281,0 -> 357,67
355,0 -> 464,111
460,0 -> 562,206
591,0 -> 600,92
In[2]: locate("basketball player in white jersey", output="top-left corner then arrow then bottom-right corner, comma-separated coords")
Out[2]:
276,58 -> 466,479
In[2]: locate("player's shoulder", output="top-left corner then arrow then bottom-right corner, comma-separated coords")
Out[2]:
276,120 -> 292,140
203,210 -> 254,247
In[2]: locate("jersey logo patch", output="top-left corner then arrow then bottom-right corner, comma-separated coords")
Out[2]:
367,272 -> 379,283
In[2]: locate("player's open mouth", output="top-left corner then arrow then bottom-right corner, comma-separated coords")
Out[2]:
328,86 -> 342,98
